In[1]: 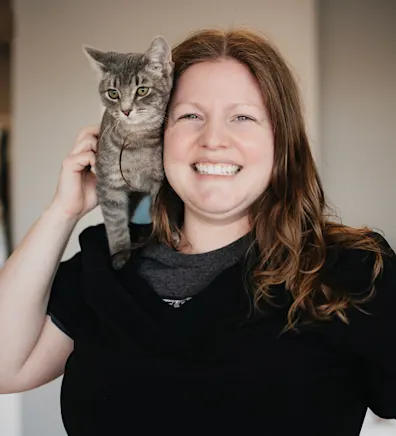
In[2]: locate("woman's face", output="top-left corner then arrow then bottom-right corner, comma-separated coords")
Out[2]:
164,58 -> 274,226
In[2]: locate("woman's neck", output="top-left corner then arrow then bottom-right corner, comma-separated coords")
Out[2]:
178,213 -> 251,254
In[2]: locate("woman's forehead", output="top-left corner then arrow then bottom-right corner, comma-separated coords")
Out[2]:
170,59 -> 265,108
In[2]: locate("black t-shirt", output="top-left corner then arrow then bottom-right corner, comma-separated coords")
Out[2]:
47,223 -> 396,435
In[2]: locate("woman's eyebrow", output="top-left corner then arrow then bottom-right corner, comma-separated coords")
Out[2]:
171,102 -> 205,111
228,103 -> 266,113
171,102 -> 264,111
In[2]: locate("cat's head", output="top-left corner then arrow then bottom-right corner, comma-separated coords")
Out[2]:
84,36 -> 174,127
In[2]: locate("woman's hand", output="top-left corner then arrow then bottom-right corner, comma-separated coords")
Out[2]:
50,125 -> 99,219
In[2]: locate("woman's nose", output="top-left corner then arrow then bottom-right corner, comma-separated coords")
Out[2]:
199,120 -> 229,149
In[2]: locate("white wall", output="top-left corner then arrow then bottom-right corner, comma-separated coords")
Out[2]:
10,0 -> 318,435
0,394 -> 21,436
319,0 -> 396,248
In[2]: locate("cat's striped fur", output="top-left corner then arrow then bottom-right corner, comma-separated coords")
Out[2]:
84,36 -> 174,269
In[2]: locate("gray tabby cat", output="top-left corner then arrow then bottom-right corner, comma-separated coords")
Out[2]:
84,36 -> 174,270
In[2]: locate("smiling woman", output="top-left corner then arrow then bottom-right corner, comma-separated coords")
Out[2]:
0,27 -> 395,436
162,57 -> 274,251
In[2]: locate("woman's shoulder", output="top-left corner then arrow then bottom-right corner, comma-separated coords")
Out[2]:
321,230 -> 395,299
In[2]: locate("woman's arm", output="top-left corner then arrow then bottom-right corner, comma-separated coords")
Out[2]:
0,125 -> 99,393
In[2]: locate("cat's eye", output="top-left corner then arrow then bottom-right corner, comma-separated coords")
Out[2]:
137,87 -> 150,97
107,89 -> 119,99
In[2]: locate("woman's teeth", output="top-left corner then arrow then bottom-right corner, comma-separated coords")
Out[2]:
194,163 -> 242,176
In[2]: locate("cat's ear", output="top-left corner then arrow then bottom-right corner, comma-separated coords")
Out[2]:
83,45 -> 125,78
145,36 -> 173,74
83,46 -> 109,76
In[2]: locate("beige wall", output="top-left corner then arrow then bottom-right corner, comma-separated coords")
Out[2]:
10,1 -> 318,435
319,0 -> 396,249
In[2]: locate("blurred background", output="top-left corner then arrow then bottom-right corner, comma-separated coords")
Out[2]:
0,0 -> 394,434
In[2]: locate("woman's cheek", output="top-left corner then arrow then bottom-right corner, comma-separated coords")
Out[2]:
165,126 -> 194,153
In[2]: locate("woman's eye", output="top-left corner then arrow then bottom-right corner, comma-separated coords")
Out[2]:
179,114 -> 199,120
235,115 -> 255,121
107,89 -> 119,99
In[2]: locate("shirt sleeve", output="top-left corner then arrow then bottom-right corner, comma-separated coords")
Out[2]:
47,252 -> 84,340
346,235 -> 396,419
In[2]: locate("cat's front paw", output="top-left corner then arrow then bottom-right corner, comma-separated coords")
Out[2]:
111,250 -> 131,270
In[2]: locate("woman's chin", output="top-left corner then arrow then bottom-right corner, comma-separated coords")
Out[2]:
185,200 -> 248,222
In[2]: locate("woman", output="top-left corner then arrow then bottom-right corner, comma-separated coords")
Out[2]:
0,28 -> 395,435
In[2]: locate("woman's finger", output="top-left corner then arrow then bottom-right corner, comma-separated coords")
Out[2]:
75,125 -> 100,143
62,151 -> 96,172
71,136 -> 98,155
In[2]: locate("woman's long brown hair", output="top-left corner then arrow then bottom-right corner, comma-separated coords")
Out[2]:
150,28 -> 390,330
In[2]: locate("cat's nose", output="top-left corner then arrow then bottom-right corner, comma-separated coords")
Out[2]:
122,110 -> 131,117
